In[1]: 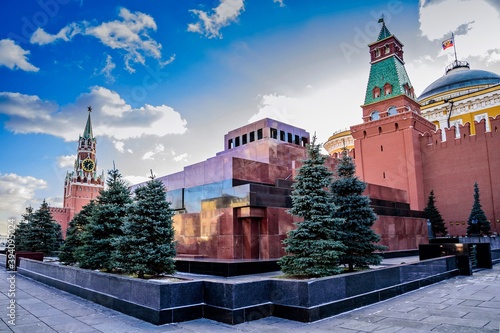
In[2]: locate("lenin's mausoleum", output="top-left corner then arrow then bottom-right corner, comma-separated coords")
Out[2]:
51,22 -> 500,260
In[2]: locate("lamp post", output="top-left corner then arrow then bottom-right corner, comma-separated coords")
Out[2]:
471,219 -> 478,240
427,219 -> 434,240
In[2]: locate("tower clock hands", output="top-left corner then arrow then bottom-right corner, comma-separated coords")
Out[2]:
82,158 -> 95,172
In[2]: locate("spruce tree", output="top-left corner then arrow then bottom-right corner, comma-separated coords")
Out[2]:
424,191 -> 447,237
278,137 -> 345,278
16,200 -> 63,255
330,148 -> 385,272
14,206 -> 35,251
467,182 -> 490,236
78,168 -> 132,270
59,200 -> 97,265
114,172 -> 176,278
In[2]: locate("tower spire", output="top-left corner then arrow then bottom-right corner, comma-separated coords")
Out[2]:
83,106 -> 93,139
376,17 -> 392,41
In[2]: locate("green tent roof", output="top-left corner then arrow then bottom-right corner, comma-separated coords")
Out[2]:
363,57 -> 414,105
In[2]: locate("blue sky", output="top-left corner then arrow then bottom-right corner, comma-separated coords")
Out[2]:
1,0 -> 500,232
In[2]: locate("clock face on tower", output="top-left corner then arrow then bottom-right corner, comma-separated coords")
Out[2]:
82,158 -> 95,172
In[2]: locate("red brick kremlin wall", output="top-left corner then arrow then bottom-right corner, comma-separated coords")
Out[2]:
420,116 -> 500,236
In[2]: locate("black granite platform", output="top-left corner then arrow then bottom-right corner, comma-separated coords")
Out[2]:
174,251 -> 419,277
175,258 -> 280,277
16,255 -> 461,325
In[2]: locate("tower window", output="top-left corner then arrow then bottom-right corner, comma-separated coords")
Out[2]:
384,83 -> 393,95
249,131 -> 255,142
235,137 -> 240,147
373,87 -> 381,99
228,139 -> 233,149
370,111 -> 380,121
257,128 -> 263,139
378,126 -> 382,135
287,133 -> 293,143
388,106 -> 397,116
280,130 -> 285,141
270,128 -> 277,139
381,145 -> 383,152
385,45 -> 390,54
376,48 -> 381,57
294,135 -> 300,145
242,134 -> 247,145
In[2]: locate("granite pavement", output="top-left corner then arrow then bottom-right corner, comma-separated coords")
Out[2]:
1,261 -> 499,332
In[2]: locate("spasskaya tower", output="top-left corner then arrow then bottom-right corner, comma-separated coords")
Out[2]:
50,106 -> 104,237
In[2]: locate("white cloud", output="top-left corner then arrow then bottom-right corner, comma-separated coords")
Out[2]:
187,23 -> 202,34
30,22 -> 82,45
114,140 -> 125,153
0,87 -> 188,141
123,175 -> 150,187
0,91 -> 55,122
142,143 -> 165,160
30,8 -> 167,72
249,78 -> 364,144
249,94 -> 296,125
142,151 -> 155,160
173,153 -> 189,163
419,0 -> 500,62
0,173 -> 47,223
46,197 -> 64,211
86,8 -> 162,72
188,0 -> 245,38
57,155 -> 76,168
100,54 -> 116,82
274,0 -> 285,7
0,39 -> 39,72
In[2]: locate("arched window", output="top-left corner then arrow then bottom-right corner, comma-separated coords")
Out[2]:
388,106 -> 397,116
370,111 -> 380,121
384,83 -> 392,96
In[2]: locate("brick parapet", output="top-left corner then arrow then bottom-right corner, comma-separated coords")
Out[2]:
420,115 -> 500,148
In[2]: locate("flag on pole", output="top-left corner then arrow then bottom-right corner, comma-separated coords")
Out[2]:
442,38 -> 454,50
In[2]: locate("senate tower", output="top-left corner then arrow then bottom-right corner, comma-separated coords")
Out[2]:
50,107 -> 104,237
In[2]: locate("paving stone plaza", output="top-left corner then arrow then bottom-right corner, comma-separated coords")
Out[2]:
1,260 -> 499,333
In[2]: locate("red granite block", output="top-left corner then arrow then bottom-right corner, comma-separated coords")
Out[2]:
237,207 -> 265,218
204,157 -> 225,184
217,235 -> 236,259
219,210 -> 235,235
266,235 -> 284,259
179,236 -> 200,255
233,235 -> 243,259
241,218 -> 260,259
262,208 -> 280,235
277,209 -> 295,235
198,236 -> 218,258
259,235 -> 269,259
184,161 -> 205,188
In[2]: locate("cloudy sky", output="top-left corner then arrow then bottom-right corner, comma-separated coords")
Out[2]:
1,0 -> 500,232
